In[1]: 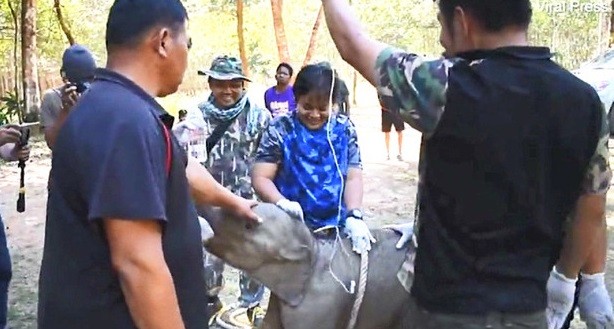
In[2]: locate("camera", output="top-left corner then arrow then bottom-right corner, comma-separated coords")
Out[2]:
17,123 -> 34,148
70,81 -> 90,93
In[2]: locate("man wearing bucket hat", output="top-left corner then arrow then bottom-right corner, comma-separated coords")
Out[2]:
41,44 -> 97,150
178,55 -> 271,328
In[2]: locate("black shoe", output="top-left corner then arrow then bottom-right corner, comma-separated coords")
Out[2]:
207,296 -> 224,319
246,305 -> 265,328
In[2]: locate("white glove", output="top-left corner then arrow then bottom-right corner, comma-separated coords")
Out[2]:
547,266 -> 578,329
198,216 -> 214,244
383,222 -> 415,249
275,198 -> 304,222
343,217 -> 376,254
578,272 -> 614,329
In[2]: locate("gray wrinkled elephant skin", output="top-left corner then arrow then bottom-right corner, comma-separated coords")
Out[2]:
200,203 -> 413,329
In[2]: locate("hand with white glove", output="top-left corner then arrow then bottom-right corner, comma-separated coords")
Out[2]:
343,217 -> 376,254
383,222 -> 415,249
578,272 -> 614,329
275,198 -> 304,222
198,216 -> 214,245
546,266 -> 578,329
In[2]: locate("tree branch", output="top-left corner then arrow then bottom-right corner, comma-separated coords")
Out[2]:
53,0 -> 75,45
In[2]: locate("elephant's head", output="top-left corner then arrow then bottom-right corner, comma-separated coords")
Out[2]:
199,203 -> 315,307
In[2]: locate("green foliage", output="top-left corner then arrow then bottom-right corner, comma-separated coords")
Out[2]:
0,0 -> 611,95
0,91 -> 23,124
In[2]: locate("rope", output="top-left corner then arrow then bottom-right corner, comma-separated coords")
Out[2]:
346,251 -> 369,329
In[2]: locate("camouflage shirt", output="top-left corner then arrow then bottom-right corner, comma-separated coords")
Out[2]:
185,99 -> 271,200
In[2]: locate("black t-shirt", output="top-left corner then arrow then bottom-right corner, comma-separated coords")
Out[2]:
38,69 -> 208,328
411,48 -> 604,314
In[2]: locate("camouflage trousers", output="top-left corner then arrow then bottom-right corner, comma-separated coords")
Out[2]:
405,297 -> 547,329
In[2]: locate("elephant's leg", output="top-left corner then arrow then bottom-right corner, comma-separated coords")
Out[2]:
261,294 -> 284,329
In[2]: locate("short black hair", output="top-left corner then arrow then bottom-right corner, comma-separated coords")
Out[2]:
438,0 -> 532,32
178,109 -> 187,117
106,0 -> 188,49
276,63 -> 294,76
293,63 -> 341,102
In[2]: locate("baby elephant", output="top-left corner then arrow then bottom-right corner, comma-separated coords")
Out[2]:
201,203 -> 414,329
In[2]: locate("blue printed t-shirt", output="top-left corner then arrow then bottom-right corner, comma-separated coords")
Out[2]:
264,86 -> 297,118
255,112 -> 362,230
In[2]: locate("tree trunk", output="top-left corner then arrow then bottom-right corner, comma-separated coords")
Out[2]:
270,0 -> 290,63
302,5 -> 324,67
21,0 -> 40,122
54,0 -> 75,45
237,0 -> 250,77
610,0 -> 614,46
8,0 -> 21,116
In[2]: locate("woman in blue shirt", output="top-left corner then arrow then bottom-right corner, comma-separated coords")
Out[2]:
251,63 -> 374,254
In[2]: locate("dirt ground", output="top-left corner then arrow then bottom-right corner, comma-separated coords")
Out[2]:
0,106 -> 611,328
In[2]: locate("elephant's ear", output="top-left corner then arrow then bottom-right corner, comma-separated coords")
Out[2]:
250,244 -> 313,307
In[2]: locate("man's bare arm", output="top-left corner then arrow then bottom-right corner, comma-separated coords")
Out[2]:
556,194 -> 607,278
187,156 -> 242,207
186,156 -> 260,222
104,219 -> 185,329
581,221 -> 607,274
321,0 -> 387,86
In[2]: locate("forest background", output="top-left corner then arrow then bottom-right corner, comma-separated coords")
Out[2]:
0,0 -> 613,121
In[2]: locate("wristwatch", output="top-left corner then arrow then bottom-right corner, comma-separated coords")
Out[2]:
347,209 -> 363,220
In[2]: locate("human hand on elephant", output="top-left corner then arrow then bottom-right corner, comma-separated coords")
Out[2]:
227,197 -> 262,224
383,222 -> 415,249
344,217 -> 376,254
275,198 -> 304,222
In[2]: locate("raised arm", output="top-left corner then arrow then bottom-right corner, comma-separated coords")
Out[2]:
321,0 -> 387,86
322,0 -> 454,136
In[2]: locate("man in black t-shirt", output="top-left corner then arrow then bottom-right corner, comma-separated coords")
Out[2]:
322,0 -> 613,328
38,1 -> 259,328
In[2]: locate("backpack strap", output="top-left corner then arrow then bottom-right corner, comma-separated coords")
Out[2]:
161,122 -> 172,177
155,117 -> 173,177
206,116 -> 237,156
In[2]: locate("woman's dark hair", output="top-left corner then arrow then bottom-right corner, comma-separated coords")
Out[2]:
293,63 -> 341,102
276,63 -> 294,76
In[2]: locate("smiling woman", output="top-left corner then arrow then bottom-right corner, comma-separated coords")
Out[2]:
250,63 -> 370,255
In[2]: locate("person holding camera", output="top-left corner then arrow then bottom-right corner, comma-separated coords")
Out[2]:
0,124 -> 30,329
40,44 -> 97,151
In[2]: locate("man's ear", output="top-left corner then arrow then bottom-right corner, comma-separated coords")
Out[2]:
151,28 -> 171,58
454,6 -> 471,41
